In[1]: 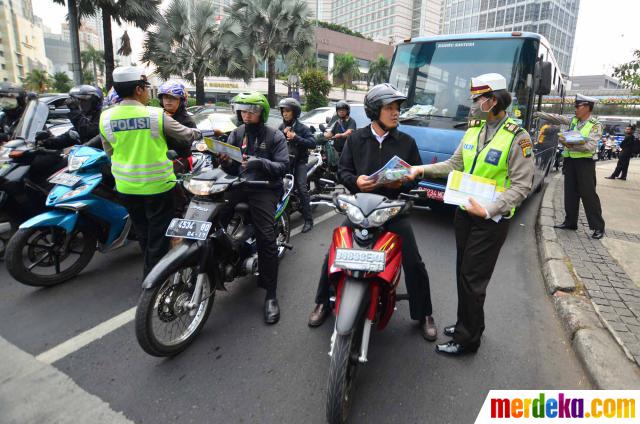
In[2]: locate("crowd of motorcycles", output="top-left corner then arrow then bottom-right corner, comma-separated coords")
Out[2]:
1,97 -> 428,423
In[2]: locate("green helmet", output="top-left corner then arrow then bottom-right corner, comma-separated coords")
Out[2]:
231,92 -> 270,123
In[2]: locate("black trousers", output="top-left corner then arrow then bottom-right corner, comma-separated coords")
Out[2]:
293,161 -> 313,221
562,158 -> 605,231
315,215 -> 432,321
611,155 -> 631,179
222,188 -> 280,293
119,189 -> 175,278
452,209 -> 510,349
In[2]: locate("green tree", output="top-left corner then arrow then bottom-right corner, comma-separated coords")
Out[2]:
317,21 -> 368,40
51,71 -> 73,93
143,0 -> 251,105
225,0 -> 315,106
24,69 -> 50,93
82,69 -> 96,85
367,55 -> 389,88
332,53 -> 361,99
300,69 -> 331,111
53,0 -> 161,89
80,45 -> 105,86
613,49 -> 640,93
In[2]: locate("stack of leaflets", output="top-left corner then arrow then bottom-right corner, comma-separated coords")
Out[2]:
443,170 -> 504,222
368,155 -> 411,185
203,137 -> 243,162
561,130 -> 585,144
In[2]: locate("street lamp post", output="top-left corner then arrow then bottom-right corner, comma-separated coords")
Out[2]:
67,0 -> 83,85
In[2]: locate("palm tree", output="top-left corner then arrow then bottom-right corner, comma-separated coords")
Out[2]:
24,69 -> 50,93
51,72 -> 73,93
54,0 -> 161,88
332,53 -> 361,99
367,55 -> 389,88
225,0 -> 315,106
80,45 -> 105,86
143,0 -> 251,105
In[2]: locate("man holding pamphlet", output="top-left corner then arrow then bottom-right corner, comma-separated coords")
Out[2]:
407,73 -> 535,356
534,94 -> 605,240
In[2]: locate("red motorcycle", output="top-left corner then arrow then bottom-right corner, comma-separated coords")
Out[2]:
314,191 -> 414,424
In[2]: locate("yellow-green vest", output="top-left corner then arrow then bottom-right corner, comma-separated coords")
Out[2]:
99,104 -> 175,195
562,117 -> 597,159
460,117 -> 520,217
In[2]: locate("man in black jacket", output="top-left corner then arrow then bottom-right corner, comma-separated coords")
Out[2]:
0,82 -> 28,143
307,84 -> 437,341
606,125 -> 636,180
278,97 -> 316,232
219,92 -> 289,324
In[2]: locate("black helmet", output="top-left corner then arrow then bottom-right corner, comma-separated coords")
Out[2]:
69,85 -> 103,101
364,83 -> 406,121
0,82 -> 27,110
278,97 -> 302,119
335,100 -> 350,114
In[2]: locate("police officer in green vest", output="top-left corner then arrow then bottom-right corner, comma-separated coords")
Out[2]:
407,73 -> 535,355
99,66 -> 202,277
534,95 -> 605,239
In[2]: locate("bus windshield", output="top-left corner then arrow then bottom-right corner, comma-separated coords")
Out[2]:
390,38 -> 538,126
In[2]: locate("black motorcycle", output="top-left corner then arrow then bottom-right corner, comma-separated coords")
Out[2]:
135,143 -> 293,357
308,123 -> 340,196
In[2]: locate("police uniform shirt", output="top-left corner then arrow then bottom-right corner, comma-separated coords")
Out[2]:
420,115 -> 535,218
534,111 -> 603,155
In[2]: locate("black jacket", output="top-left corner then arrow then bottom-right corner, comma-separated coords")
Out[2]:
278,119 -> 315,164
331,117 -> 357,153
338,125 -> 422,200
222,124 -> 289,184
44,109 -> 100,149
168,109 -> 196,158
619,134 -> 636,158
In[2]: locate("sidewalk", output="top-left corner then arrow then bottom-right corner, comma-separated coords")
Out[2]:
537,158 -> 640,388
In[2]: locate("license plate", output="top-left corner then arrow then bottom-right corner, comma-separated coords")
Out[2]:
165,218 -> 212,240
423,188 -> 444,202
334,248 -> 386,272
49,172 -> 82,187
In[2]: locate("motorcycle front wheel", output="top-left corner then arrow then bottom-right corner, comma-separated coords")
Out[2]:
326,316 -> 365,424
135,267 -> 214,357
5,226 -> 97,286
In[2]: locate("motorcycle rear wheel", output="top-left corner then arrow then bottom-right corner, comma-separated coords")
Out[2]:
135,268 -> 214,357
326,316 -> 365,424
5,226 -> 97,286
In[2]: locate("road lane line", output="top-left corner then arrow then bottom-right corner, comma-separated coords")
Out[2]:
35,209 -> 338,364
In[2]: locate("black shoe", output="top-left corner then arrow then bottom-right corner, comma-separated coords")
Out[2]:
592,229 -> 605,240
619,177 -> 627,180
554,222 -> 578,230
605,176 -> 616,179
308,303 -> 330,327
443,325 -> 455,337
264,298 -> 280,324
435,341 -> 477,356
301,220 -> 313,233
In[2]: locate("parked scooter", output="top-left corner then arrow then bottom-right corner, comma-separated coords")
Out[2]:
312,191 -> 415,424
134,140 -> 293,357
309,123 -> 340,196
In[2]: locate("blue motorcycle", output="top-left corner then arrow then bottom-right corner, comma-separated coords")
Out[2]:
5,146 -> 132,286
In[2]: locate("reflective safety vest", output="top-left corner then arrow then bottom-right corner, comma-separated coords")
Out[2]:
460,118 -> 521,218
99,105 -> 175,195
562,116 -> 597,159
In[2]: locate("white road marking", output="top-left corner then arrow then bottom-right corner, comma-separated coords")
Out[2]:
35,209 -> 338,364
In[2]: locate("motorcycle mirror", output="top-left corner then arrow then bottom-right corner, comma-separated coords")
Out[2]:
309,126 -> 316,133
166,150 -> 179,161
325,116 -> 331,124
319,124 -> 326,132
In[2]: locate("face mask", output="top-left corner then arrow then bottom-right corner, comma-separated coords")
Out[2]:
0,97 -> 18,110
469,97 -> 493,120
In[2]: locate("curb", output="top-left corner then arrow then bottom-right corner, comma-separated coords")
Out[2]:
536,174 -> 640,389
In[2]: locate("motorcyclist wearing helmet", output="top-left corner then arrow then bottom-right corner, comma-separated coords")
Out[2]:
0,82 -> 28,143
278,97 -> 316,233
105,87 -> 122,107
307,83 -> 437,341
218,92 -> 289,324
158,81 -> 196,159
39,85 -> 103,149
324,100 -> 356,153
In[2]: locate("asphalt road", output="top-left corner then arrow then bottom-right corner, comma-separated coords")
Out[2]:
0,182 -> 590,424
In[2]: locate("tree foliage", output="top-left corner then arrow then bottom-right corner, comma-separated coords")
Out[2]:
332,53 -> 361,99
80,45 -> 105,85
24,69 -> 50,93
367,55 -> 389,87
613,49 -> 640,93
300,69 -> 331,111
51,72 -> 73,93
143,0 -> 251,105
317,21 -> 369,40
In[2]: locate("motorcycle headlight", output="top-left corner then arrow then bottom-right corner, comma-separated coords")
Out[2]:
67,154 -> 89,171
59,185 -> 89,201
337,198 -> 364,225
368,206 -> 402,227
186,179 -> 227,196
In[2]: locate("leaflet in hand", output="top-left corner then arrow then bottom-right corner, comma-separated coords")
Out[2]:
368,155 -> 411,185
204,137 -> 243,162
561,130 -> 585,144
443,171 -> 503,222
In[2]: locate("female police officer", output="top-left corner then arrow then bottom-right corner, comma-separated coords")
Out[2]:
407,73 -> 535,355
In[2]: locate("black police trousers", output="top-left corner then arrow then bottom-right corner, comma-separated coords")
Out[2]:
119,188 -> 175,278
222,188 -> 280,294
562,158 -> 605,231
293,161 -> 313,221
314,215 -> 432,321
611,155 -> 631,179
452,209 -> 510,350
